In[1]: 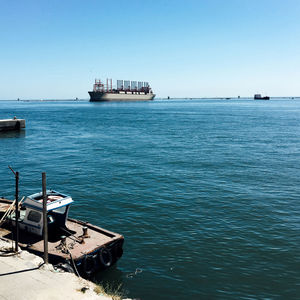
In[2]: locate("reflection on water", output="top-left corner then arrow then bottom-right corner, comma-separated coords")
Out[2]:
0,130 -> 26,139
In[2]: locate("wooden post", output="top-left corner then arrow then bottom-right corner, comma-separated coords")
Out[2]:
15,171 -> 19,252
42,172 -> 48,264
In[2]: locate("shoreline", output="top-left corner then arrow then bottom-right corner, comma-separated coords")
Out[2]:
0,238 -> 124,300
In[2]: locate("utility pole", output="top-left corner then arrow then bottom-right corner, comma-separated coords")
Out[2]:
8,166 -> 19,252
42,172 -> 48,264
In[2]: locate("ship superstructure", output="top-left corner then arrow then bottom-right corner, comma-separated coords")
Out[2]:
89,79 -> 155,101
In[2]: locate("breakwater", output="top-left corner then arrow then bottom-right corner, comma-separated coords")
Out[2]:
0,118 -> 25,131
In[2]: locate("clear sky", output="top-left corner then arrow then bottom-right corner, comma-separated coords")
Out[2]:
0,0 -> 299,99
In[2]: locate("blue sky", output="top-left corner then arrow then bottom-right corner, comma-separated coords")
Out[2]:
0,0 -> 299,99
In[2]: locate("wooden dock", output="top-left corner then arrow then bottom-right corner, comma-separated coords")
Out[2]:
0,118 -> 25,131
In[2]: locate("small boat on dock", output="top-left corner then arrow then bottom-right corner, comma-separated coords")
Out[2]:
0,190 -> 124,278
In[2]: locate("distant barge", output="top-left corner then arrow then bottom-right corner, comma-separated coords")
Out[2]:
0,190 -> 124,278
89,78 -> 155,101
0,118 -> 25,131
254,94 -> 270,100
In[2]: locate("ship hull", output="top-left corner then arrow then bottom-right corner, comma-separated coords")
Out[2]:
89,91 -> 155,102
254,97 -> 270,100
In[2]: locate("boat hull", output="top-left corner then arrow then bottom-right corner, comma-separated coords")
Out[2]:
254,97 -> 270,100
89,91 -> 155,102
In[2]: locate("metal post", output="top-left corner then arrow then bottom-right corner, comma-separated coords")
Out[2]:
15,172 -> 19,252
42,172 -> 48,264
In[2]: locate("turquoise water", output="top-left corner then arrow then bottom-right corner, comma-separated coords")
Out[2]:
0,99 -> 300,299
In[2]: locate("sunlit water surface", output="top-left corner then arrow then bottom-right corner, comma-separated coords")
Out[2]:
0,99 -> 299,299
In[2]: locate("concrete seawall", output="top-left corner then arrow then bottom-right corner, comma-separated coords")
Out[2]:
0,119 -> 25,131
0,239 -> 118,300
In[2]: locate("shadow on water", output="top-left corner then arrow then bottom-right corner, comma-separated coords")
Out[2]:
0,130 -> 26,139
93,266 -> 129,298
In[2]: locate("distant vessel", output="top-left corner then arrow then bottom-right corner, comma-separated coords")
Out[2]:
254,94 -> 270,100
89,79 -> 155,102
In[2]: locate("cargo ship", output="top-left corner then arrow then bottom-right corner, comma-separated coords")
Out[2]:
254,94 -> 270,100
89,79 -> 155,102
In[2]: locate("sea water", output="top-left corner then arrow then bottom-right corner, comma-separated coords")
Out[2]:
0,99 -> 299,299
